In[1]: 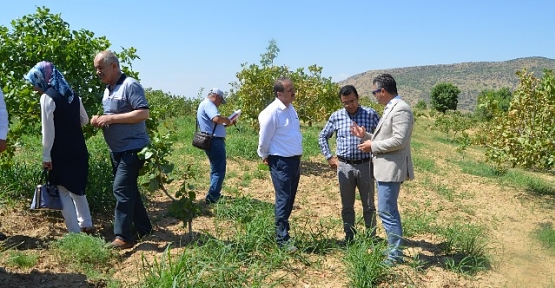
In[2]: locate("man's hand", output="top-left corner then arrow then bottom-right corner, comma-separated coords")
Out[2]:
350,121 -> 366,138
357,140 -> 372,153
327,156 -> 338,169
263,158 -> 269,165
91,115 -> 111,128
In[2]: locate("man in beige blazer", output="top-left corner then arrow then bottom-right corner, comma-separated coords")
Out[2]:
351,73 -> 414,266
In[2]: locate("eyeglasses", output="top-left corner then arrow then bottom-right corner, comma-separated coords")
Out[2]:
341,99 -> 358,106
372,88 -> 382,96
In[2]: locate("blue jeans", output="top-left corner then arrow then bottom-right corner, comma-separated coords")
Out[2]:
268,155 -> 301,244
377,181 -> 403,262
204,138 -> 226,202
110,149 -> 152,242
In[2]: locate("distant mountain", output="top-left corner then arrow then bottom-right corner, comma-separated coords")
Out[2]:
338,57 -> 555,111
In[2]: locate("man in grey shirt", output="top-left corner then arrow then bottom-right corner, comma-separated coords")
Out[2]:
91,50 -> 152,249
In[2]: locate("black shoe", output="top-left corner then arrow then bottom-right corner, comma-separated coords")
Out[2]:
205,195 -> 225,204
278,240 -> 298,253
0,232 -> 6,241
339,234 -> 354,247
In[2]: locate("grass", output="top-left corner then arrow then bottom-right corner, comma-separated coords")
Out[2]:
438,223 -> 490,275
2,113 -> 555,286
344,237 -> 390,287
50,233 -> 117,280
4,250 -> 39,268
453,159 -> 555,196
403,204 -> 438,237
534,222 -> 555,252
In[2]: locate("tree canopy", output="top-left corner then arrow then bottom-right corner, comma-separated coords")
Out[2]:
430,82 -> 460,113
481,70 -> 555,171
230,40 -> 340,127
0,6 -> 139,164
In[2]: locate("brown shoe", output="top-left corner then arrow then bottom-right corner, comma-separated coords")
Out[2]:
80,226 -> 96,235
110,238 -> 134,249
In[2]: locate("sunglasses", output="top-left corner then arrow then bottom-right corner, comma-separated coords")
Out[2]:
372,88 -> 382,96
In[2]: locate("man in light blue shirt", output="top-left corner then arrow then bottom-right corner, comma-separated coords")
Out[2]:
197,88 -> 235,204
258,77 -> 302,252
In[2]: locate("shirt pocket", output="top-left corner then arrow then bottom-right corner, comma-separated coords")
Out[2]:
103,96 -> 129,114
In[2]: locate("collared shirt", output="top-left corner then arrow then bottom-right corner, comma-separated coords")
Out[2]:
318,106 -> 380,160
101,74 -> 150,152
196,98 -> 226,138
257,98 -> 303,159
382,95 -> 402,119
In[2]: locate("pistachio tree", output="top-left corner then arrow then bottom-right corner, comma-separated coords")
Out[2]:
230,40 -> 340,127
482,70 -> 555,171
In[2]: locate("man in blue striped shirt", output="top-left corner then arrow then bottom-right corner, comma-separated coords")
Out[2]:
318,85 -> 380,243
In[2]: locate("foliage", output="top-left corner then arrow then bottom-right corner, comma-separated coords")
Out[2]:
431,110 -> 476,153
50,233 -> 117,282
439,223 -> 490,275
344,238 -> 389,287
0,6 -> 139,166
167,165 -> 202,235
139,89 -> 201,232
480,69 -> 555,171
145,88 -> 198,119
4,251 -> 38,269
474,87 -> 512,121
430,82 -> 460,113
230,40 -> 340,127
415,99 -> 428,110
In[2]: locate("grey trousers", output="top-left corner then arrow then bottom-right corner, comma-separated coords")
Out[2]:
337,161 -> 376,237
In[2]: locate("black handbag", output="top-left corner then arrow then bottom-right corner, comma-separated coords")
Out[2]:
192,120 -> 217,150
30,169 -> 63,210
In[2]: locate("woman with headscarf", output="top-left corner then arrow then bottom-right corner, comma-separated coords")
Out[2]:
24,61 -> 94,234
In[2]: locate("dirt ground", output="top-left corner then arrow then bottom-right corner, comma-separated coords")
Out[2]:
1,154 -> 554,287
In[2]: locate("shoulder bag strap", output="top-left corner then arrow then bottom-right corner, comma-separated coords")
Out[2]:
196,117 -> 217,135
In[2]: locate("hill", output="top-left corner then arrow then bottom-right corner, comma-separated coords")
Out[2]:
339,56 -> 555,111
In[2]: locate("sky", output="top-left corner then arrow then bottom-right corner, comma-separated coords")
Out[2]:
2,1 -> 555,98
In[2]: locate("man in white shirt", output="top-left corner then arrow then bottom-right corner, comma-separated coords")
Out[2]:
257,77 -> 303,252
0,89 -> 9,240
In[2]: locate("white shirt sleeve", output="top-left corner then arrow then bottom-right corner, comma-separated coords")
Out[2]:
257,109 -> 276,159
0,90 -> 8,140
40,94 -> 56,162
79,97 -> 89,126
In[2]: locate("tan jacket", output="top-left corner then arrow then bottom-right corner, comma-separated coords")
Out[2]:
363,99 -> 414,182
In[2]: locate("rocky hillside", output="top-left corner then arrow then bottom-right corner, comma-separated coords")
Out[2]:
339,56 -> 555,111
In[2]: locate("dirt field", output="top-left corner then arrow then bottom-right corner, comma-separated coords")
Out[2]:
1,138 -> 555,287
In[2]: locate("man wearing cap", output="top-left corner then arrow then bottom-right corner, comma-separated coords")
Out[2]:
197,88 -> 236,204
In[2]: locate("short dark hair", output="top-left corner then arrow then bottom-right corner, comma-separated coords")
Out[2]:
273,76 -> 292,97
373,73 -> 398,95
339,85 -> 359,99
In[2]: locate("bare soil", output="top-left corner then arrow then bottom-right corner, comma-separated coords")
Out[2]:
1,152 -> 555,287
